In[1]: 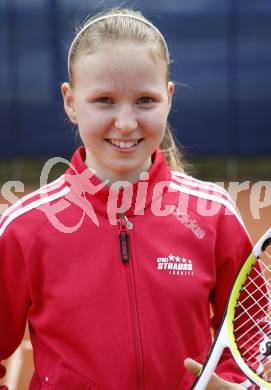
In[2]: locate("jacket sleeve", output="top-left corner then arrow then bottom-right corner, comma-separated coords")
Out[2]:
210,207 -> 257,388
0,221 -> 31,382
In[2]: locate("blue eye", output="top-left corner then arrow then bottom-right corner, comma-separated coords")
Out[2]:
138,97 -> 155,104
96,97 -> 113,104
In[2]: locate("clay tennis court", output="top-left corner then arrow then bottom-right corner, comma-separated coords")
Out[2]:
0,183 -> 270,389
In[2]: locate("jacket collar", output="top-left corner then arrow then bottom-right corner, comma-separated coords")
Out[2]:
65,147 -> 171,219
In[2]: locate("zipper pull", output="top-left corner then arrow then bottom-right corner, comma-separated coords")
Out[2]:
118,214 -> 133,264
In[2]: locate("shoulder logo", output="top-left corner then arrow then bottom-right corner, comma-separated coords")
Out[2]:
157,254 -> 194,276
173,207 -> 205,239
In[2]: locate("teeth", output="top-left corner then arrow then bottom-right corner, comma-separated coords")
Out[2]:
109,139 -> 140,149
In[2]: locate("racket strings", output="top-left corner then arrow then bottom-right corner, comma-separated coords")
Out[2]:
236,259 -> 271,305
233,246 -> 271,382
234,265 -> 271,336
235,294 -> 269,335
246,326 -> 271,362
239,322 -> 271,359
235,259 -> 271,320
234,303 -> 269,359
236,316 -> 270,349
235,256 -> 271,328
234,277 -> 270,331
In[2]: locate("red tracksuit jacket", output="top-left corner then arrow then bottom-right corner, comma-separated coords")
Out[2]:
0,147 -> 254,389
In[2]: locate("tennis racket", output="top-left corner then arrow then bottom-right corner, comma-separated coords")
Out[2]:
192,228 -> 271,390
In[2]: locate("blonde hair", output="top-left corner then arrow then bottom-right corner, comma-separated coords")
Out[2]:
68,7 -> 184,172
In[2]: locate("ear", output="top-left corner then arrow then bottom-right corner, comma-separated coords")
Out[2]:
167,81 -> 174,112
61,82 -> 77,124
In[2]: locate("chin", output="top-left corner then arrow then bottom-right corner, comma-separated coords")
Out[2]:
111,167 -> 137,176
110,161 -> 140,171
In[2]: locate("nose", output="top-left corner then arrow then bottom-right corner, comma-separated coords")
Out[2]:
114,105 -> 137,134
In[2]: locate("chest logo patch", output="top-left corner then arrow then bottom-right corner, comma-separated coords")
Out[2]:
156,255 -> 194,276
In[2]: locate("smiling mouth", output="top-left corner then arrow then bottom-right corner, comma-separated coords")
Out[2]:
106,138 -> 144,149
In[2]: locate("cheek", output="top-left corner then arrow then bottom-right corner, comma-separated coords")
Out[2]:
141,110 -> 168,133
77,108 -> 112,133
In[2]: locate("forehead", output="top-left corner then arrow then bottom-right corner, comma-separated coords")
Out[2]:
72,41 -> 167,91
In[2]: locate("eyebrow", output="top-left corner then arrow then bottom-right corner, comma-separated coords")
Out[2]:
89,89 -> 163,96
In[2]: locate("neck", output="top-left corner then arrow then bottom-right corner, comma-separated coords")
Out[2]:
84,151 -> 152,186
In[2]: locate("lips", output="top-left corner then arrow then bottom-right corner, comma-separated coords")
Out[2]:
106,138 -> 143,150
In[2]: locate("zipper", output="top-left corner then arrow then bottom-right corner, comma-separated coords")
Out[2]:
118,213 -> 133,264
117,214 -> 144,389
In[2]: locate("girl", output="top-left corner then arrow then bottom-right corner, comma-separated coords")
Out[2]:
0,7 -> 255,389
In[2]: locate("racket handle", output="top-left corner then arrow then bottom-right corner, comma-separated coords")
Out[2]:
192,321 -> 227,390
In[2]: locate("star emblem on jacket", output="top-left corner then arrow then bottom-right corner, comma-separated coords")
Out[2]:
156,254 -> 194,276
